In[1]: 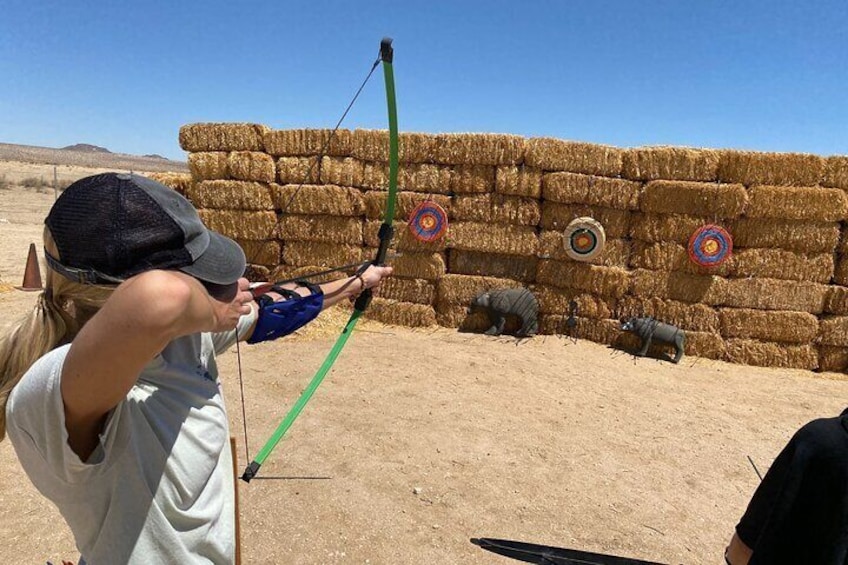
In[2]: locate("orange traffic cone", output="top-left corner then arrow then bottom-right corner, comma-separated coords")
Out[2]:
18,243 -> 43,291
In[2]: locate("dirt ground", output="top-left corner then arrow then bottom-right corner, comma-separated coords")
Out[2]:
1,170 -> 847,564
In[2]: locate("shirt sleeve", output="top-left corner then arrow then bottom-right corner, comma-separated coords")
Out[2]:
6,346 -> 126,491
209,303 -> 258,354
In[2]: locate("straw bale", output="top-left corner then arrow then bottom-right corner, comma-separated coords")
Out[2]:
197,210 -> 277,240
449,250 -> 538,283
364,220 -> 447,253
533,285 -> 614,319
731,248 -> 833,284
272,184 -> 364,216
363,191 -> 451,222
448,222 -> 539,256
824,286 -> 848,315
640,180 -> 747,218
542,172 -> 642,210
525,138 -> 623,176
541,203 -> 631,238
378,277 -> 435,305
496,166 -> 543,198
629,213 -> 707,244
244,265 -> 270,282
436,305 -> 517,334
840,232 -> 848,257
723,278 -> 827,314
276,156 -> 320,184
717,150 -> 825,187
538,232 -> 630,267
682,332 -> 727,360
320,157 -> 364,187
818,316 -> 848,347
836,257 -> 848,286
227,151 -> 275,183
398,163 -> 452,194
536,260 -> 630,299
361,162 -> 389,190
718,308 -> 818,344
725,339 -> 818,370
746,185 -> 848,222
621,146 -> 720,181
389,252 -> 446,280
432,133 -> 525,166
179,123 -> 268,152
616,297 -> 719,333
282,241 -> 365,268
263,128 -> 352,157
450,165 -> 495,194
277,215 -> 363,245
615,329 -> 726,360
730,218 -> 840,254
188,152 -> 229,181
569,318 -> 622,344
630,269 -> 727,305
147,173 -> 193,195
629,241 -> 732,276
351,129 -> 437,163
364,298 -> 437,328
823,156 -> 848,189
435,274 -> 522,309
452,193 -> 540,226
236,239 -> 281,267
188,180 -> 274,210
270,265 -> 342,285
818,346 -> 848,372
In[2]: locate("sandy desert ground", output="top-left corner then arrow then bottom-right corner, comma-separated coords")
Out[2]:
1,165 -> 847,564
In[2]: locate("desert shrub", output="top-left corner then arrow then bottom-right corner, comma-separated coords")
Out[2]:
0,175 -> 9,190
20,176 -> 45,189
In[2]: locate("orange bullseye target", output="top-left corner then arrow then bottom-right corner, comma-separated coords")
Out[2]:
563,217 -> 606,261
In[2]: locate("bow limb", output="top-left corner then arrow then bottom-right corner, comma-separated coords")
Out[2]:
241,38 -> 399,482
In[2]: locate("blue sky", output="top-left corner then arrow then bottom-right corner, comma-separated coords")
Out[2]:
1,1 -> 845,161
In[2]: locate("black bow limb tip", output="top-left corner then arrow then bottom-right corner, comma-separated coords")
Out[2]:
470,538 -> 669,565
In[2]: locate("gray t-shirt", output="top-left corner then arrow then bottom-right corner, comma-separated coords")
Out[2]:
6,308 -> 256,564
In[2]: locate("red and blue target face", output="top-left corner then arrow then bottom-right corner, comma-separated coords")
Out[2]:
408,201 -> 448,242
688,224 -> 733,267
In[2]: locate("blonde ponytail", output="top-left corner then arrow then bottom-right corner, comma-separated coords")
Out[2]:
0,229 -> 114,440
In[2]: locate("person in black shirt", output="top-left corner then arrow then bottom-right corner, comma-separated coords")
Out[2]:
725,408 -> 848,564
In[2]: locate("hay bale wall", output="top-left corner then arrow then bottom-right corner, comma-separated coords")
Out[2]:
178,124 -> 848,373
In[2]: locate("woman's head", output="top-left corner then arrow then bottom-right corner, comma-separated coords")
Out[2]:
0,173 -> 247,439
45,173 -> 246,285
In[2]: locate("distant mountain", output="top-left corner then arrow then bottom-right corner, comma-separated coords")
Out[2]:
0,142 -> 188,173
61,143 -> 112,153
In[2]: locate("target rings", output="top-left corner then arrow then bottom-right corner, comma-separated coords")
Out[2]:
688,224 -> 733,268
563,217 -> 606,261
408,201 -> 448,243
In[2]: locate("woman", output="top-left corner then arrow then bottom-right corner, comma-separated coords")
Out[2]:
0,173 -> 391,564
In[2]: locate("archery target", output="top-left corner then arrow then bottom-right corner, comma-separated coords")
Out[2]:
408,201 -> 448,243
688,224 -> 733,267
563,217 -> 606,261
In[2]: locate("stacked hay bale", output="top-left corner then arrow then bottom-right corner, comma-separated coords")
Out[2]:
178,123 -> 848,373
820,155 -> 848,371
530,139 -> 634,343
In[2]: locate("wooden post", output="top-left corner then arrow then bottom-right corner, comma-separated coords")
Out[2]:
230,436 -> 242,565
